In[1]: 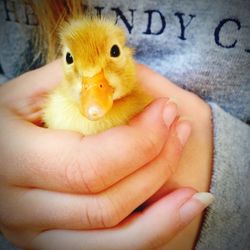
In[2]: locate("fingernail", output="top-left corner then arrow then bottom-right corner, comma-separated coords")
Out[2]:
192,192 -> 215,206
180,192 -> 214,225
163,102 -> 177,128
176,121 -> 191,145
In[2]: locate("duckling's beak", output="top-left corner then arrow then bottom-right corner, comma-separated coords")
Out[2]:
80,71 -> 114,121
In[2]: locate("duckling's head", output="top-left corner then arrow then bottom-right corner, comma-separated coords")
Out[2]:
60,17 -> 136,121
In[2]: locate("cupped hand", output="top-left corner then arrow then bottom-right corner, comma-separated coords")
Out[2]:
0,61 -> 212,249
137,64 -> 213,250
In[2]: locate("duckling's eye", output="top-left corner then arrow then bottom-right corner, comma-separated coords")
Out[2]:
110,45 -> 120,57
66,52 -> 73,64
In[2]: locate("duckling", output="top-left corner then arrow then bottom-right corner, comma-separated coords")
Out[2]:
43,17 -> 152,135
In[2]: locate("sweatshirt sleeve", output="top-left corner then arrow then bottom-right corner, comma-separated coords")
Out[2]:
195,103 -> 250,250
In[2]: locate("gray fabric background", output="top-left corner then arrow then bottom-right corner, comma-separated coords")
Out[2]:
1,0 -> 249,121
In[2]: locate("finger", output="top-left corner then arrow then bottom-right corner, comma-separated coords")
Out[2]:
1,118 -> 191,231
2,98 -> 178,194
0,60 -> 63,106
30,189 -> 214,250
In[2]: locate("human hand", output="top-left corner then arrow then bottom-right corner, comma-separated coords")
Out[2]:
0,61 -> 212,249
137,64 -> 213,249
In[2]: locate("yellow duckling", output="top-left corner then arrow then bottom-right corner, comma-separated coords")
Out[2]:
43,17 -> 152,135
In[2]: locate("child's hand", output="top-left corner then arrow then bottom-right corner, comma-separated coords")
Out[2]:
0,61 -> 211,249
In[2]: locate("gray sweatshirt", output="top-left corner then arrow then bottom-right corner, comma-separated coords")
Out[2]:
0,0 -> 249,249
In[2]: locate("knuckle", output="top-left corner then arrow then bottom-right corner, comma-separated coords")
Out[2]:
140,133 -> 161,158
64,154 -> 104,194
100,200 -> 120,228
83,155 -> 107,194
64,157 -> 88,193
92,195 -> 121,228
146,236 -> 166,250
